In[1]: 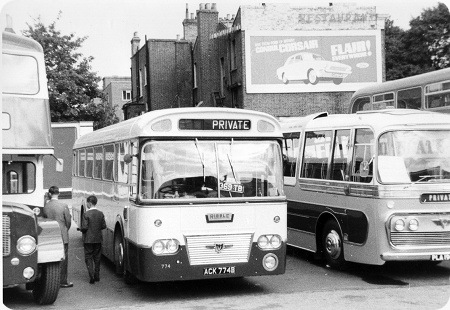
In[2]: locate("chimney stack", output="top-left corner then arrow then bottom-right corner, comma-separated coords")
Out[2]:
131,32 -> 141,56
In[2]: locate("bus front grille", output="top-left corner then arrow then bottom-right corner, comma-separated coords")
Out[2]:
185,233 -> 253,266
3,215 -> 11,256
391,231 -> 450,246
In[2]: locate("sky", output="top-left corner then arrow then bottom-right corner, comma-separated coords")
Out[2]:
1,0 -> 447,84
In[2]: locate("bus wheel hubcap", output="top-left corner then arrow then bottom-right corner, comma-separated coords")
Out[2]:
325,230 -> 341,259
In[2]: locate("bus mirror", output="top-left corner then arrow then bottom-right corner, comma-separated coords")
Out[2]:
124,154 -> 133,164
56,158 -> 64,172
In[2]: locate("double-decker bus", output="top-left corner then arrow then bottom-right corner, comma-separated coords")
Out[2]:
2,30 -> 64,304
349,68 -> 450,114
280,109 -> 450,269
71,107 -> 286,283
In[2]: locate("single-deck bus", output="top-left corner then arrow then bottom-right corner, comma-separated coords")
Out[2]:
72,107 -> 286,283
280,109 -> 450,269
349,68 -> 450,114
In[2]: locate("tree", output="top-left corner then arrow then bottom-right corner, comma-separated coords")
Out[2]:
385,2 -> 450,79
22,13 -> 119,129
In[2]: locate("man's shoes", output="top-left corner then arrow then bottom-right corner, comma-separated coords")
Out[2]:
60,282 -> 73,288
89,278 -> 95,284
94,276 -> 100,282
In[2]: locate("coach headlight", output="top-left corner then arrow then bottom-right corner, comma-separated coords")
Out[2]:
262,253 -> 279,271
17,236 -> 37,256
258,235 -> 282,250
394,219 -> 405,231
152,239 -> 180,255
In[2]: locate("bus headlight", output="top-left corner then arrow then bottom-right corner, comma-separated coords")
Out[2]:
17,236 -> 37,256
394,219 -> 405,231
257,235 -> 282,250
262,253 -> 279,271
152,239 -> 180,255
23,267 -> 35,280
409,219 -> 419,231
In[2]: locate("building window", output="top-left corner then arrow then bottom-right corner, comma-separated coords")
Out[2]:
122,90 -> 131,101
144,65 -> 148,86
231,39 -> 236,70
139,69 -> 143,97
193,63 -> 197,88
220,57 -> 225,97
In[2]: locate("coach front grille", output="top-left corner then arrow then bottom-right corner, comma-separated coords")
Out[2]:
185,233 -> 253,266
391,231 -> 450,247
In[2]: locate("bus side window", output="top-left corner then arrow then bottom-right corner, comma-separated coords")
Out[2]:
397,87 -> 422,109
351,129 -> 374,183
330,130 -> 351,181
351,96 -> 371,113
282,132 -> 300,178
301,130 -> 332,180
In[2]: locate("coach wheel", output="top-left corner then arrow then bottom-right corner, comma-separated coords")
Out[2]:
322,220 -> 347,270
333,78 -> 343,85
114,231 -> 125,276
307,69 -> 319,85
282,73 -> 289,84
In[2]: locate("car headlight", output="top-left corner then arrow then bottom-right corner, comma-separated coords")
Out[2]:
394,219 -> 405,231
17,236 -> 37,256
409,219 -> 419,231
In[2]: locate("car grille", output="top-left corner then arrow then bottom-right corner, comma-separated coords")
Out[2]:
185,233 -> 253,266
3,215 -> 11,256
391,231 -> 450,247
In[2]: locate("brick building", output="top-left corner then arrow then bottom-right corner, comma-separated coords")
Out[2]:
102,76 -> 131,121
126,3 -> 388,119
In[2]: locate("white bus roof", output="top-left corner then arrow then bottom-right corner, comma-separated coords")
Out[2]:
2,31 -> 44,53
73,107 -> 282,149
280,109 -> 450,134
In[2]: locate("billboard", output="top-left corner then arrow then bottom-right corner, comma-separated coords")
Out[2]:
245,30 -> 382,93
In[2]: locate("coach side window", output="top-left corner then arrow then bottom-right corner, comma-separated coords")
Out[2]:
330,130 -> 351,181
78,149 -> 86,177
103,144 -> 115,181
282,132 -> 300,178
86,147 -> 94,178
351,128 -> 374,183
397,87 -> 421,109
351,96 -> 371,113
94,146 -> 103,179
115,142 -> 129,183
301,131 -> 332,180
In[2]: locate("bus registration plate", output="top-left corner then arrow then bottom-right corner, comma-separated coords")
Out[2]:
431,254 -> 450,261
203,266 -> 236,275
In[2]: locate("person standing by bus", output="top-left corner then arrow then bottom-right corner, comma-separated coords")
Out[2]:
43,186 -> 73,288
80,195 -> 106,284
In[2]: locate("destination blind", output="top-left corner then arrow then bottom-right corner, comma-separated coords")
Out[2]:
179,119 -> 251,130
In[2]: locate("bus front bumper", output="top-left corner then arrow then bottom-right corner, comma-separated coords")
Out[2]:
127,242 -> 286,282
381,251 -> 450,262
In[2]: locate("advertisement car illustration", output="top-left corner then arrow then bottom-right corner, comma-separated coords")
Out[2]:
276,52 -> 352,85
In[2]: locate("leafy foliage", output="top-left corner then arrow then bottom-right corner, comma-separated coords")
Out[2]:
385,2 -> 450,80
22,13 -> 118,129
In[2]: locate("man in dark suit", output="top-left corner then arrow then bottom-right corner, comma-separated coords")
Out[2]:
80,195 -> 106,284
43,186 -> 73,288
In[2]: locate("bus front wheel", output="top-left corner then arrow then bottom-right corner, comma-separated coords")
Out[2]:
322,220 -> 347,270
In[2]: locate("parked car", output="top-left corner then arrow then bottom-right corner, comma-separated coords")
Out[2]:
2,201 -> 65,305
276,52 -> 352,85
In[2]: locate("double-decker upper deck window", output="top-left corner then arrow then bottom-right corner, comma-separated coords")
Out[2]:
2,54 -> 39,95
